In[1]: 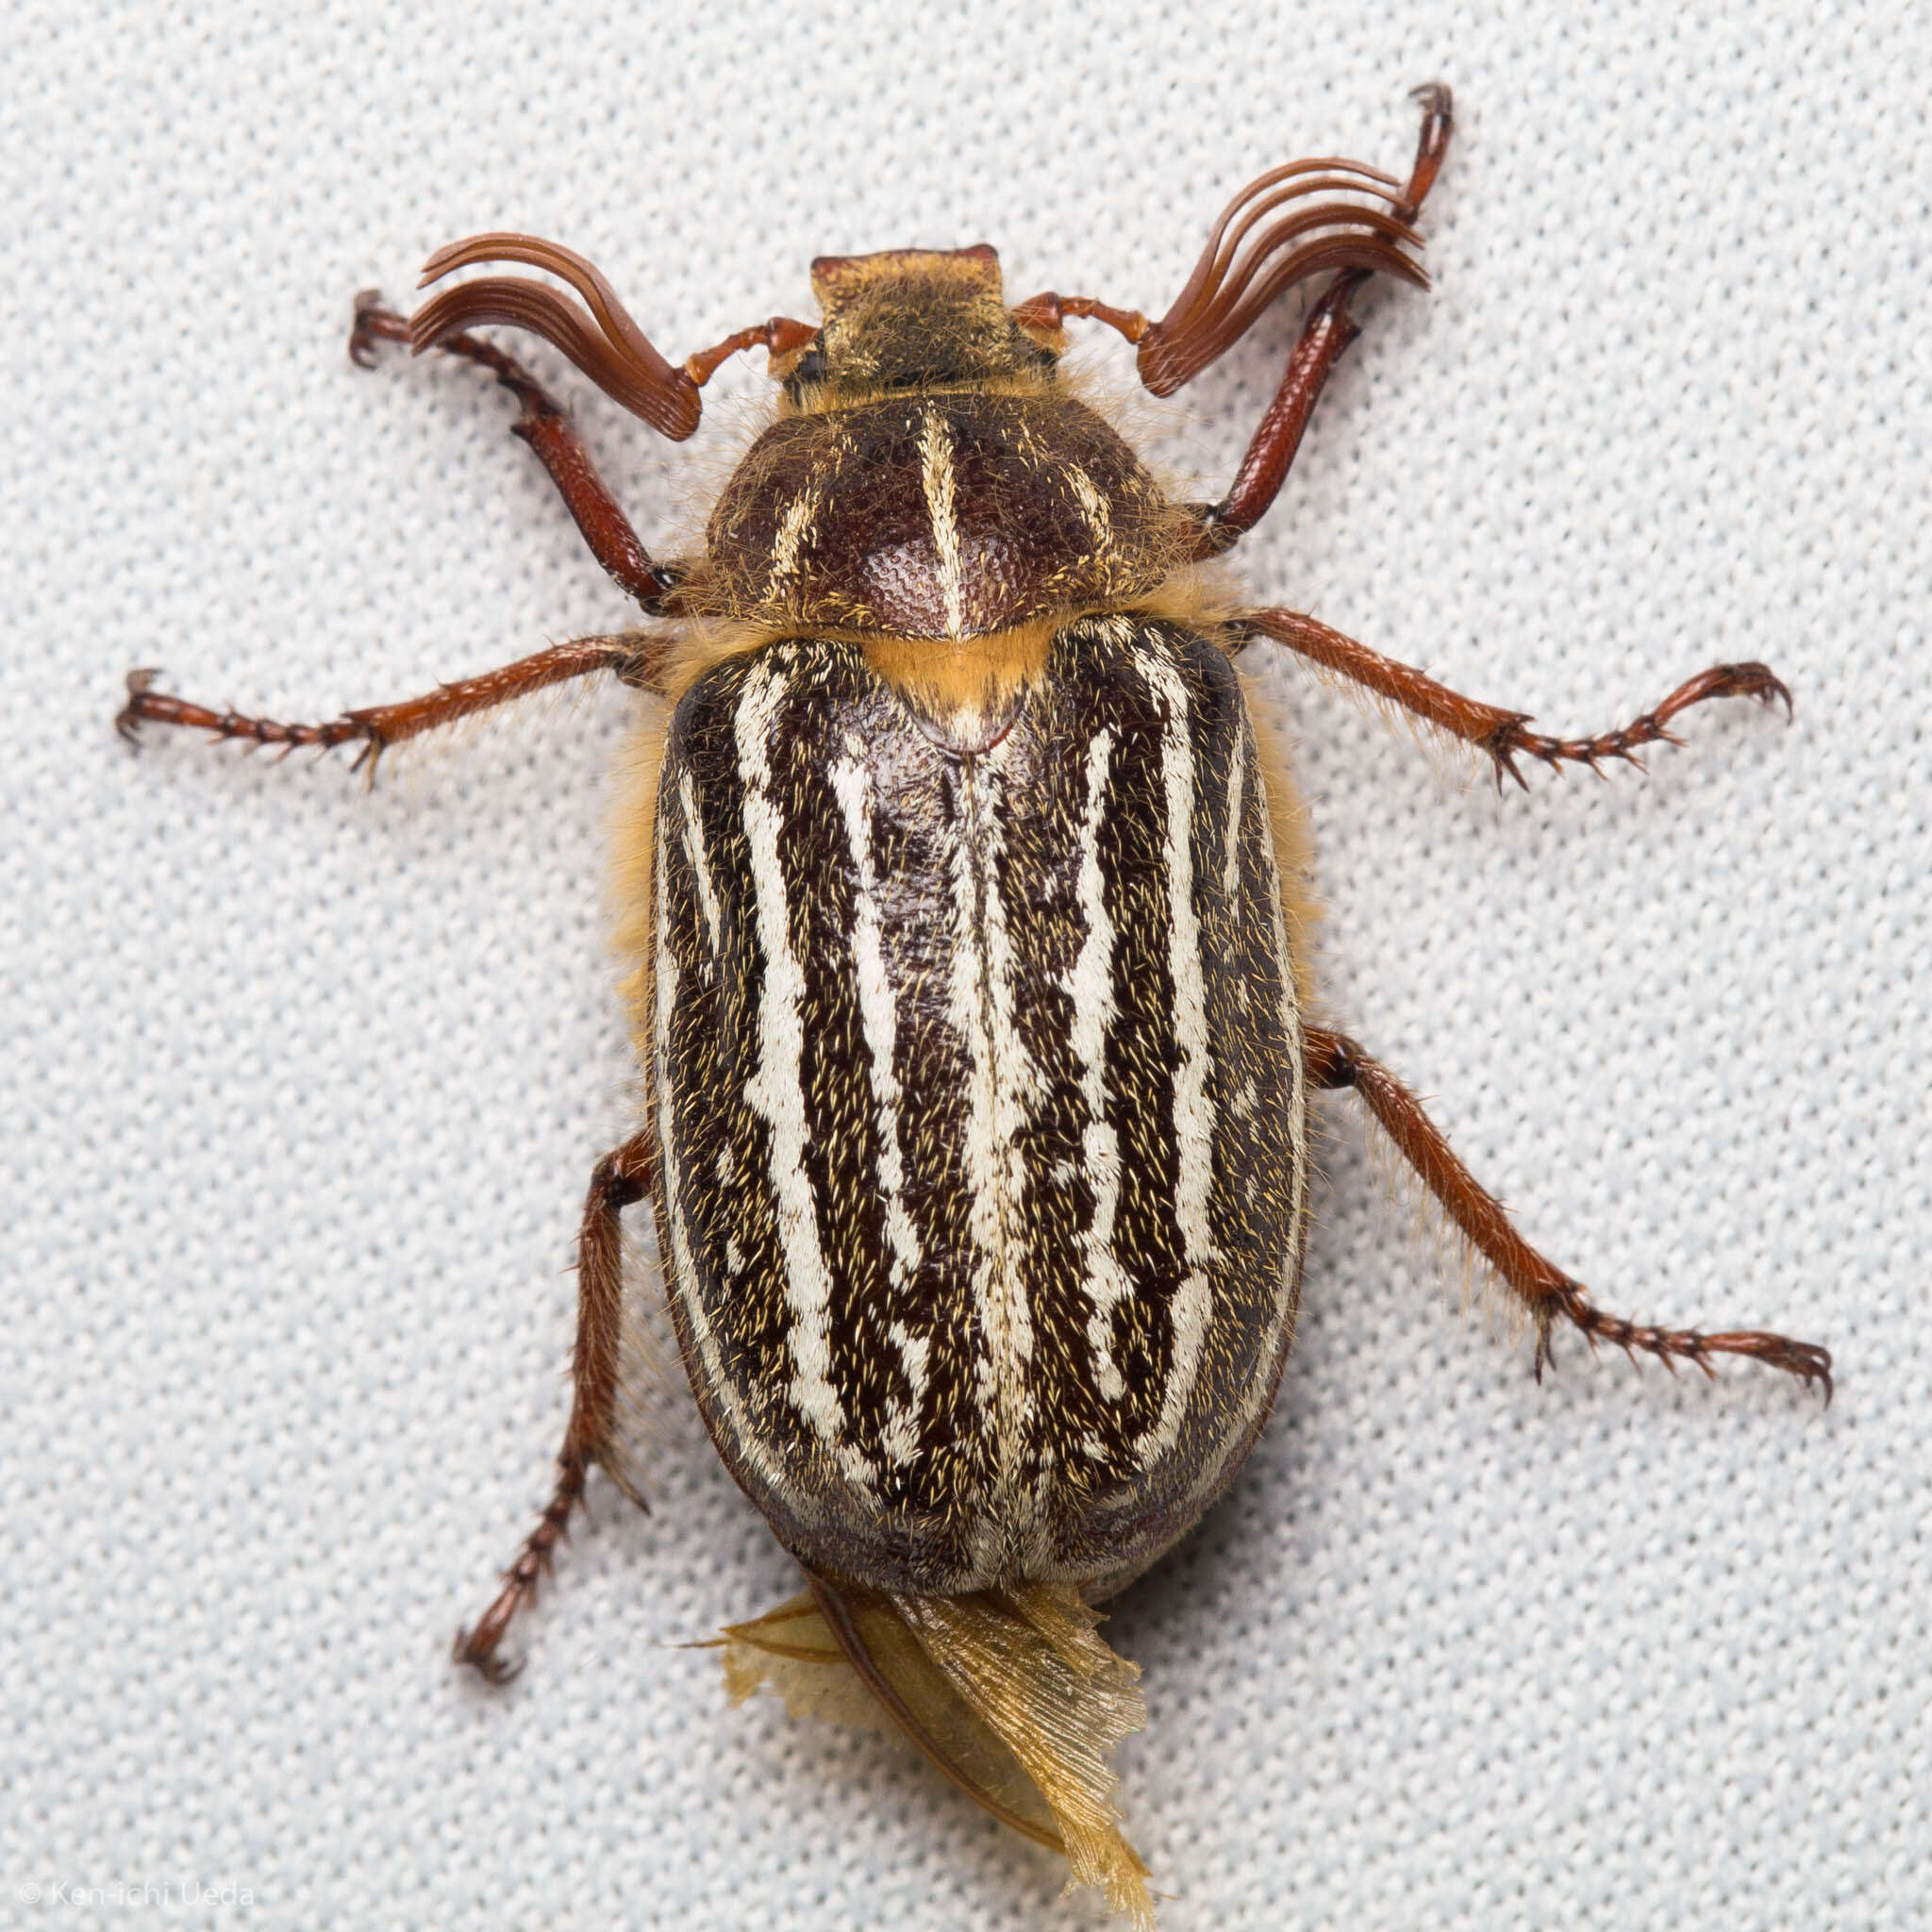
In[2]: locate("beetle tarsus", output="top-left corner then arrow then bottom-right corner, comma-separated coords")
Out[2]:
349,291 -> 409,368
1242,610 -> 1795,791
1544,1278 -> 1833,1402
1396,84 -> 1456,224
1482,662 -> 1791,787
115,667 -> 163,744
112,671 -> 387,765
453,1592 -> 528,1687
453,1478 -> 583,1687
106,640 -> 653,774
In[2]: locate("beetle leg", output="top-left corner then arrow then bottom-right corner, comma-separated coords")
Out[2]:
1190,273 -> 1368,554
1194,84 -> 1454,552
115,636 -> 667,777
1305,1029 -> 1833,1400
454,1130 -> 655,1685
350,293 -> 684,612
1238,608 -> 1791,789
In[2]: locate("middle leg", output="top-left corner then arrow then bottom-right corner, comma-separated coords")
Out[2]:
1306,1028 -> 1831,1397
116,634 -> 667,776
1240,608 -> 1791,789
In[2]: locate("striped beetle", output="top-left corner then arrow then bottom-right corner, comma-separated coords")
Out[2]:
120,84 -> 1831,1924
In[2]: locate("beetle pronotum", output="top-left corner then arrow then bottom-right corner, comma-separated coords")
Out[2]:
120,85 -> 1830,1924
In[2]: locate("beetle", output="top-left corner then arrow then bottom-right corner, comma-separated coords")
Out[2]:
119,84 -> 1830,1924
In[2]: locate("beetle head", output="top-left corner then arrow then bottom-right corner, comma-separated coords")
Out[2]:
786,245 -> 1057,406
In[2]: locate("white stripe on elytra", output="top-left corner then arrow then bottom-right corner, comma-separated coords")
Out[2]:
733,656 -> 871,1490
946,744 -> 1039,1524
1222,714 -> 1248,898
882,1322 -> 931,1470
1134,645 -> 1218,1465
654,801 -> 787,1498
1064,726 -> 1134,1404
921,408 -> 966,638
829,747 -> 928,1468
678,768 -> 723,966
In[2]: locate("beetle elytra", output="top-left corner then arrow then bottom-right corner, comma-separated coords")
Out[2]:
120,84 -> 1830,1924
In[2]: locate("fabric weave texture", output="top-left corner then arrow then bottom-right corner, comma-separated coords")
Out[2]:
4,4 -> 1925,1927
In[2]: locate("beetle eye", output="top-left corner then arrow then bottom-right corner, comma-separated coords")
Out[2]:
788,347 -> 827,394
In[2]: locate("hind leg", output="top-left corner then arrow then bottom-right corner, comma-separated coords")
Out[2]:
454,1129 -> 655,1684
1306,1028 -> 1831,1398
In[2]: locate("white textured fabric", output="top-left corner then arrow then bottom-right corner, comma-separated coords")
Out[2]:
5,5 -> 1925,1927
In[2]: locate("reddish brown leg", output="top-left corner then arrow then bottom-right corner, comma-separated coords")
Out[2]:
115,635 -> 666,775
1241,608 -> 1791,789
1011,87 -> 1448,552
455,1129 -> 655,1685
350,294 -> 681,611
1305,1028 -> 1831,1399
1199,83 -> 1455,552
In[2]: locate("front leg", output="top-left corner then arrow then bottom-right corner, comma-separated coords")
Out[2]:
1195,83 -> 1454,551
1306,1029 -> 1831,1397
351,295 -> 682,612
1241,608 -> 1791,789
1008,85 -> 1448,555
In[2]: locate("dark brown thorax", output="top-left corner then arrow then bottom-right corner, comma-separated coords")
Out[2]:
689,246 -> 1197,641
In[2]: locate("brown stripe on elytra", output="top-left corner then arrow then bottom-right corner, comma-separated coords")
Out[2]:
858,652 -> 1003,1523
1094,656 -> 1189,1434
747,642 -> 1004,1531
1054,622 -> 1300,1500
781,655 -> 980,1498
1035,624 -> 1191,1459
1158,628 -> 1303,1516
751,660 -> 884,1464
740,651 -> 936,1507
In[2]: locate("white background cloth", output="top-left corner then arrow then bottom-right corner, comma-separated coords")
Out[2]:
5,4 -> 1925,1927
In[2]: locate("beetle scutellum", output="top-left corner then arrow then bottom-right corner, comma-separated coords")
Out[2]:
120,86 -> 1831,1923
